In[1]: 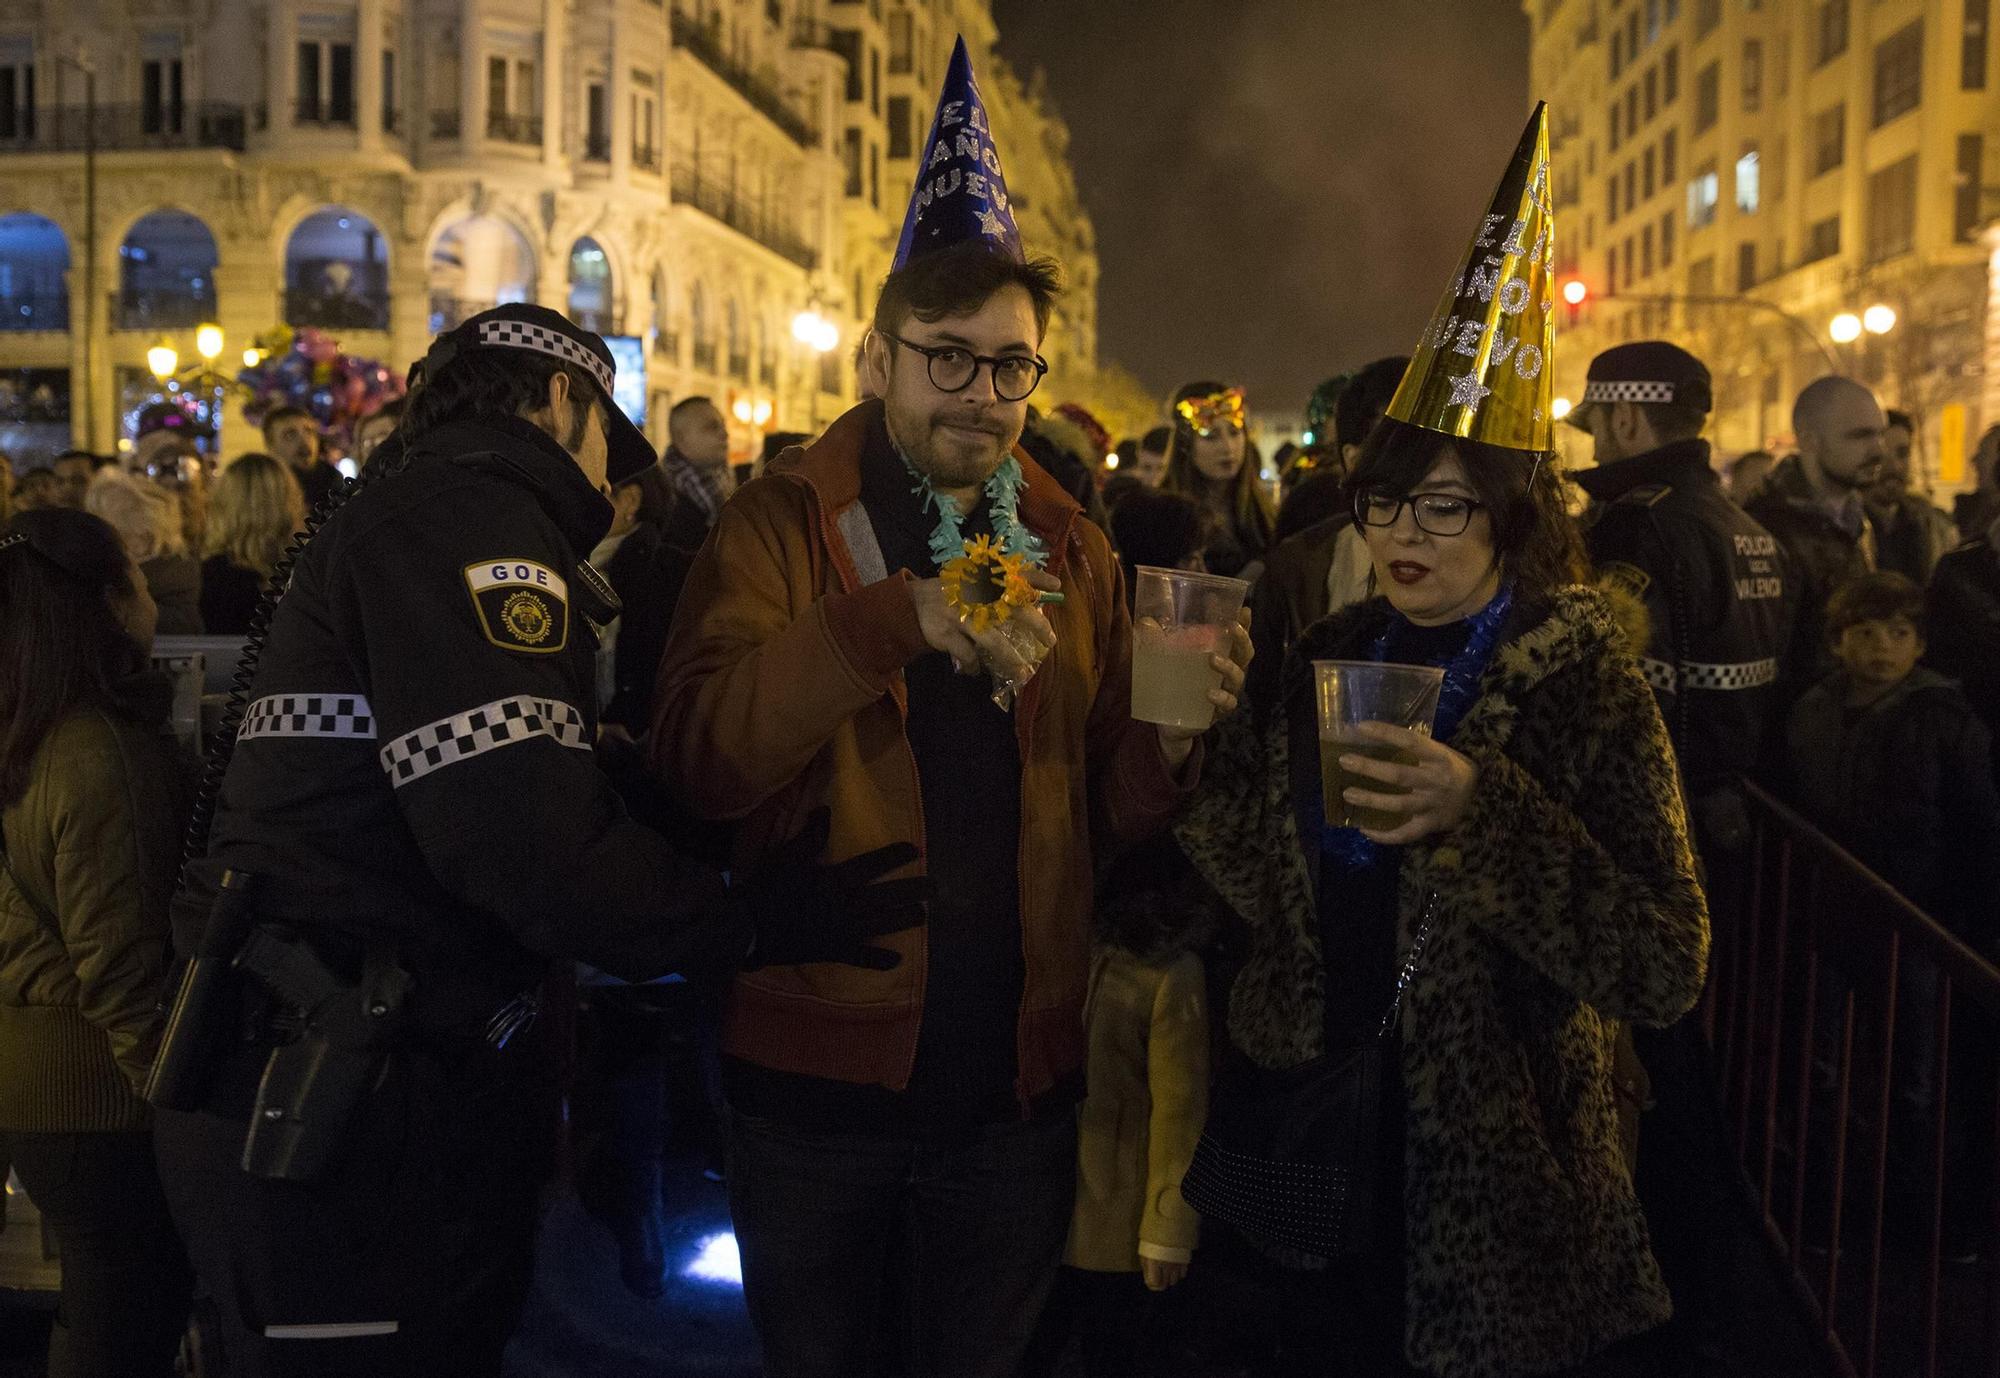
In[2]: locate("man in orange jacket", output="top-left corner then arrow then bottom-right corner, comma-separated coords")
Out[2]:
649,38 -> 1249,1378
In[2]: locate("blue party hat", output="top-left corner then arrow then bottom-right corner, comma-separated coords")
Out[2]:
891,36 -> 1024,272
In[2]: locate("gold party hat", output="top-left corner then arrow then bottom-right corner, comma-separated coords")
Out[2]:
1386,102 -> 1556,453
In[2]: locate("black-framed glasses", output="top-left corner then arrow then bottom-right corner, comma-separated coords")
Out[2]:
1353,489 -> 1486,538
882,332 -> 1048,402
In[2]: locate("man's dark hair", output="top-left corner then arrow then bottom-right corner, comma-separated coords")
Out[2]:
397,350 -> 599,460
262,405 -> 315,435
1334,356 -> 1411,450
1884,409 -> 1914,433
669,395 -> 717,425
1827,571 -> 1926,641
1108,488 -> 1209,605
1346,418 -> 1587,607
53,449 -> 111,471
1636,399 -> 1708,444
1140,426 -> 1171,455
0,508 -> 147,806
872,241 -> 1063,342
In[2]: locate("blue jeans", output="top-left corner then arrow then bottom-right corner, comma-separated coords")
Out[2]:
727,1107 -> 1077,1378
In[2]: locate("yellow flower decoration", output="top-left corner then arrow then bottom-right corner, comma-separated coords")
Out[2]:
940,534 -> 1035,635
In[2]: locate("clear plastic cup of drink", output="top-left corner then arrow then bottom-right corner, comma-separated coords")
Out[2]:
1130,566 -> 1250,731
1313,661 -> 1445,831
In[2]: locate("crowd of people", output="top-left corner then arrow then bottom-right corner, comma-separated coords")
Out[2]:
2,72 -> 1998,1378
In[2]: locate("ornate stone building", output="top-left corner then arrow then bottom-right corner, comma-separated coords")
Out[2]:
0,0 -> 1105,463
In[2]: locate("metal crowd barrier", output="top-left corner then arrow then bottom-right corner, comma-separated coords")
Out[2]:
1705,781 -> 2000,1378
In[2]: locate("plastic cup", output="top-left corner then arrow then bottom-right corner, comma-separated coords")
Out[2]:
1313,661 -> 1445,831
1130,566 -> 1250,731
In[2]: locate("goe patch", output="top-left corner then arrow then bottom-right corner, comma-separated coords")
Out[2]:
464,559 -> 569,654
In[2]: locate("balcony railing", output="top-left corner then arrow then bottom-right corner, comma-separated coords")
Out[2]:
691,340 -> 718,372
0,102 -> 247,154
112,288 -> 218,332
632,144 -> 663,174
671,10 -> 818,149
486,111 -> 543,145
670,164 -> 819,271
284,285 -> 390,330
0,292 -> 69,332
294,99 -> 357,128
430,110 -> 461,140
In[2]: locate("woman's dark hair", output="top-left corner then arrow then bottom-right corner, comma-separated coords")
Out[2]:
872,240 -> 1064,341
1343,417 -> 1587,606
1163,379 -> 1275,559
1108,489 -> 1210,606
0,509 -> 147,806
396,349 -> 601,460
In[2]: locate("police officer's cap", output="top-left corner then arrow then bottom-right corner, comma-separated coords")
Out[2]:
418,303 -> 656,486
1565,341 -> 1713,431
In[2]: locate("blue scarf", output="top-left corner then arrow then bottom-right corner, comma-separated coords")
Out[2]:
1319,584 -> 1514,870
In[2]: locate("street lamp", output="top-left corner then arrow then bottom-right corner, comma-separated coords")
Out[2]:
1829,312 -> 1864,345
147,341 -> 180,381
792,308 -> 839,354
1551,397 -> 1574,421
1862,304 -> 1897,336
196,323 -> 225,363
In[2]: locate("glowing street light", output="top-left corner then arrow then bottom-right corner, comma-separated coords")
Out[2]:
147,341 -> 179,381
1551,397 -> 1574,421
752,398 -> 774,427
731,396 -> 754,424
195,323 -> 224,362
243,347 -> 263,368
1862,304 -> 1897,336
1561,278 -> 1590,307
792,308 -> 839,354
1829,312 -> 1864,345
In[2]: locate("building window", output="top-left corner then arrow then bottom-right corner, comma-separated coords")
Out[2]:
1742,39 -> 1762,111
1687,162 -> 1719,227
1688,255 -> 1715,297
1646,0 -> 1662,42
869,46 -> 879,115
888,10 -> 912,74
1628,11 -> 1641,60
1662,127 -> 1677,180
143,56 -> 185,135
1736,241 -> 1757,291
887,93 -> 912,159
1644,65 -> 1658,119
381,49 -> 396,132
1610,100 -> 1622,150
1865,155 -> 1918,262
0,55 -> 33,142
831,30 -> 862,102
1872,22 -> 1923,126
1643,145 -> 1656,198
1815,0 -> 1849,67
1626,85 -> 1638,135
842,126 -> 861,196
1804,215 -> 1841,263
1958,133 -> 1986,240
1664,45 -> 1680,101
1641,223 -> 1655,277
1735,148 -> 1760,212
1661,210 -> 1676,266
1612,28 -> 1625,79
631,73 -> 658,170
1811,103 -> 1844,175
585,82 -> 607,161
1609,175 -> 1621,224
1966,0 -> 1990,89
869,139 -> 879,208
1625,161 -> 1637,213
1696,0 -> 1720,38
1695,60 -> 1719,132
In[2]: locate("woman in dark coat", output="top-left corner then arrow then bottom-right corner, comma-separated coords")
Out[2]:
1176,417 -> 1709,1377
0,508 -> 194,1375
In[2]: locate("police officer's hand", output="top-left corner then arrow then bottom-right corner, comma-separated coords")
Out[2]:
737,809 -> 930,970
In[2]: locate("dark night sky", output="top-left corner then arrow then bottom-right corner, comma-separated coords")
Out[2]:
991,0 -> 1533,417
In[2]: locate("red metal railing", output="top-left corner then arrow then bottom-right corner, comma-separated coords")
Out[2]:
1707,782 -> 2000,1378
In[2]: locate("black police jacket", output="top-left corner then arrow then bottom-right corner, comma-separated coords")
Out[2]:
1577,438 -> 1792,799
191,414 -> 741,988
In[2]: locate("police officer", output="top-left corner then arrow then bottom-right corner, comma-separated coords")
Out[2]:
1567,340 -> 1789,1378
1568,341 -> 1790,842
151,304 -> 925,1375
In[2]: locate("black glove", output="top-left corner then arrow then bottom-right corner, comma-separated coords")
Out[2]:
736,809 -> 930,971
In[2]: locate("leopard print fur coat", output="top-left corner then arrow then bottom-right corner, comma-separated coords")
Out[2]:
1175,586 -> 1709,1378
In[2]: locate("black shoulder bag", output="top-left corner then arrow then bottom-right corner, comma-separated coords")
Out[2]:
1180,893 -> 1437,1261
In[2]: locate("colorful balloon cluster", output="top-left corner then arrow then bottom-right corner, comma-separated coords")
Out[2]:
236,326 -> 405,443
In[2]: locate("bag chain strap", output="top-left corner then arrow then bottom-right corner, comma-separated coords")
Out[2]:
1375,892 -> 1440,1041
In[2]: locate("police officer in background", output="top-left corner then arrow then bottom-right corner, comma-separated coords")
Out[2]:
151,304 -> 925,1375
1567,340 -> 1789,1378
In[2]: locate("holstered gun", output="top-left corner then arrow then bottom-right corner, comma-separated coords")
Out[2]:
145,869 -> 258,1112
234,928 -> 412,1182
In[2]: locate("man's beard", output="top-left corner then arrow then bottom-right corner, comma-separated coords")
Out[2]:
886,403 -> 1018,491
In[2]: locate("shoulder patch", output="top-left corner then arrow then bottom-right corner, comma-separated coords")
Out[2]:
464,559 -> 570,654
1597,560 -> 1652,599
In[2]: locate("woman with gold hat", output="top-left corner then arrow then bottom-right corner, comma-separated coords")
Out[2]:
1173,106 -> 1709,1377
1161,380 -> 1275,580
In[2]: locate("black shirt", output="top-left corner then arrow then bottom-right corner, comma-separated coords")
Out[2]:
724,415 -> 1029,1138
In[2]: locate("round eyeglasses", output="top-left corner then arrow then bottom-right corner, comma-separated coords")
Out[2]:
882,332 -> 1048,402
1353,489 -> 1486,538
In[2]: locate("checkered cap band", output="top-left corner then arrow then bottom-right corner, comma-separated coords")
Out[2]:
379,694 -> 590,788
1640,657 -> 1779,693
239,693 -> 378,741
1582,380 -> 1678,406
473,321 -> 614,396
0,533 -> 26,554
